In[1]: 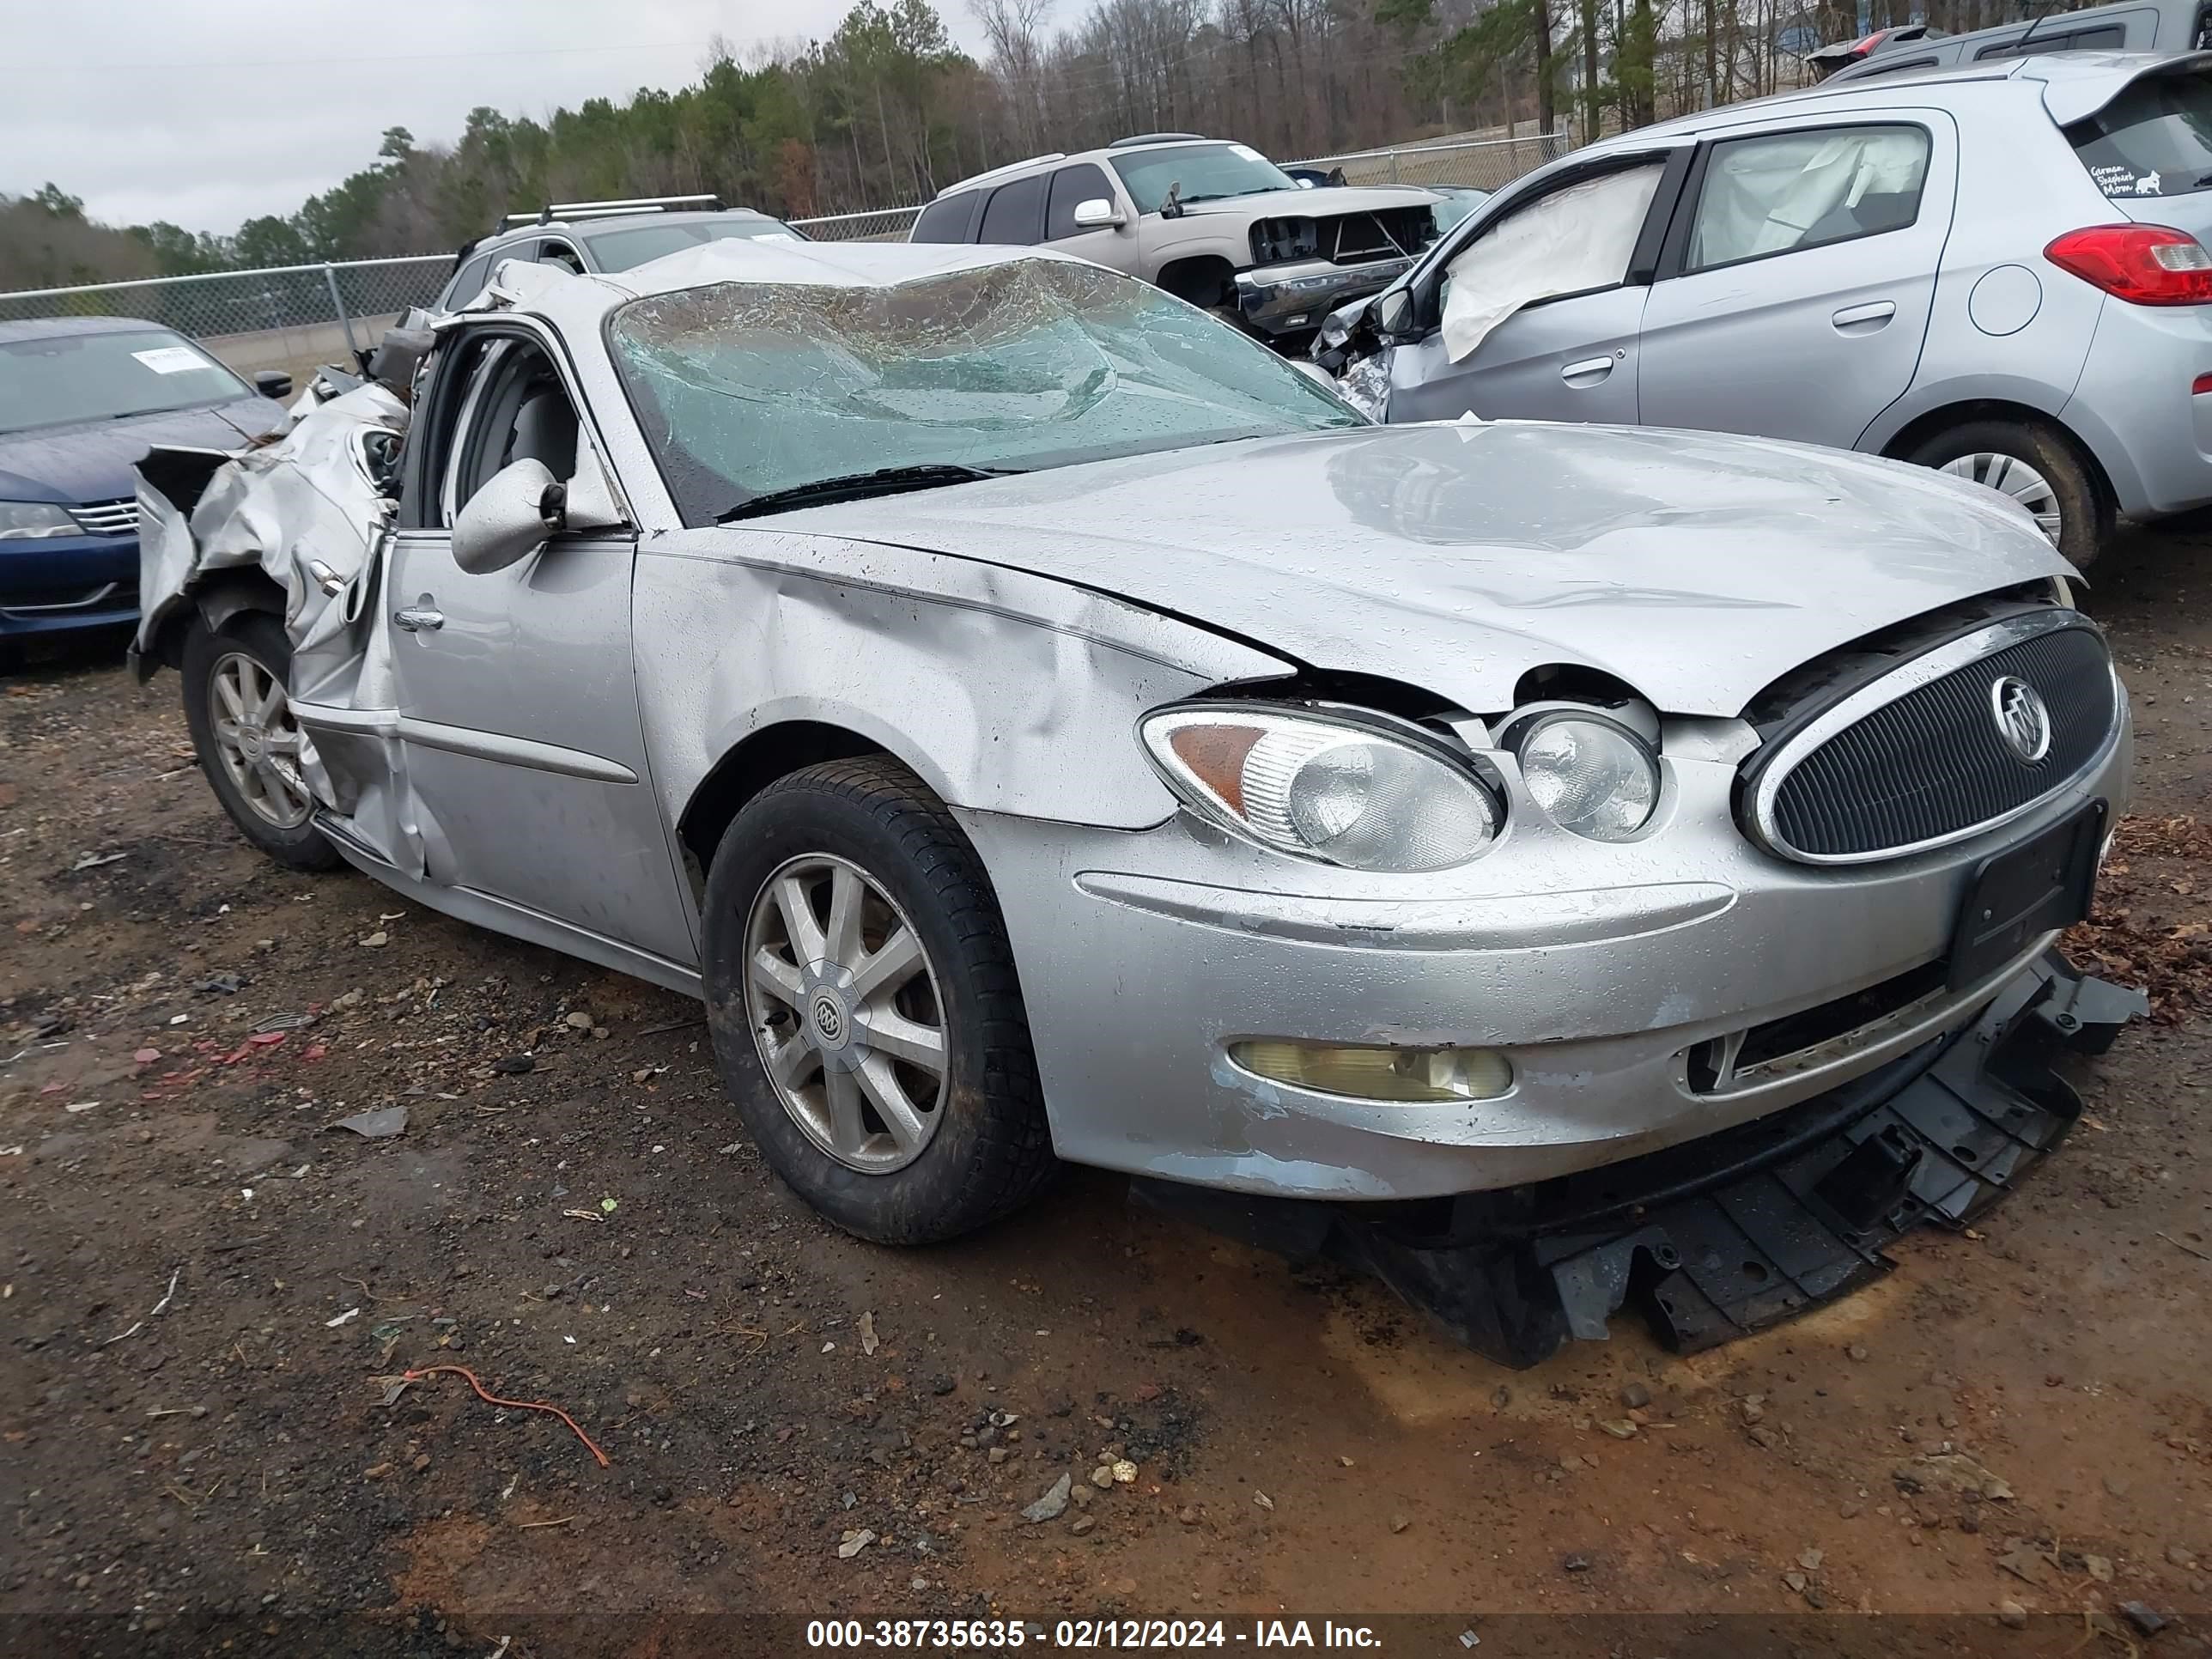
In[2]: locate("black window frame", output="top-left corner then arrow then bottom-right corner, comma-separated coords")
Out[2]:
976,173 -> 1049,245
909,191 -> 982,243
1656,120 -> 1936,280
1975,22 -> 2127,56
446,250 -> 495,304
1045,163 -> 1116,240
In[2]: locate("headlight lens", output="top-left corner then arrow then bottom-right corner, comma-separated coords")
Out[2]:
1139,705 -> 1500,872
1510,713 -> 1660,842
0,501 -> 82,540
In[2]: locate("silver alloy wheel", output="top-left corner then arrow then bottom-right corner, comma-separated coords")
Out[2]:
1937,452 -> 2063,546
209,650 -> 313,830
742,854 -> 950,1173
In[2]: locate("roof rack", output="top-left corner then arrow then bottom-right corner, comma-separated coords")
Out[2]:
1109,131 -> 1210,148
936,154 -> 1064,197
500,194 -> 723,228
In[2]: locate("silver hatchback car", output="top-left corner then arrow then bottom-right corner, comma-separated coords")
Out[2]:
133,243 -> 2137,1364
1319,51 -> 2212,564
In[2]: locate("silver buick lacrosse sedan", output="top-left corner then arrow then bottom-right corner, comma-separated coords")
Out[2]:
133,240 -> 2138,1364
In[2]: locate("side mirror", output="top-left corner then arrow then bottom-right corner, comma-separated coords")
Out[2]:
1289,361 -> 1335,388
453,459 -> 562,575
1372,288 -> 1416,342
254,369 -> 293,401
1071,198 -> 1125,230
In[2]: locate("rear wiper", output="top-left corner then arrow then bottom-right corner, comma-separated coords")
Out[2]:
714,463 -> 1018,522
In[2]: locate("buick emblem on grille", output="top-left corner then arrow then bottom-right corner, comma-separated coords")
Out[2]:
1990,675 -> 2052,763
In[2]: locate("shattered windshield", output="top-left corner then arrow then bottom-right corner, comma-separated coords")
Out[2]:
607,257 -> 1363,524
0,327 -> 251,434
1109,143 -> 1298,212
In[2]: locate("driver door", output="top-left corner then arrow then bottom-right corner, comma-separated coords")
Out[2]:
385,323 -> 695,965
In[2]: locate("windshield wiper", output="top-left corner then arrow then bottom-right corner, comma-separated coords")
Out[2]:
714,463 -> 1019,522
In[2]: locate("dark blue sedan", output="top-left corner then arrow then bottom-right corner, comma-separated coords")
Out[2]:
1,317 -> 290,655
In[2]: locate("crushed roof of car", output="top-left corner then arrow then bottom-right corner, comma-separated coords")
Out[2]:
478,236 -> 1080,316
0,314 -> 169,344
480,205 -> 783,243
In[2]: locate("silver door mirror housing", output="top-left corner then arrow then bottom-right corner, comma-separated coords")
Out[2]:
1071,198 -> 1125,230
452,453 -> 628,576
453,459 -> 561,575
1289,360 -> 1335,388
1372,288 -> 1415,341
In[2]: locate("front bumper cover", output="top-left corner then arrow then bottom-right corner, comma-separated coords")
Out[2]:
1234,255 -> 1415,337
1134,951 -> 2143,1368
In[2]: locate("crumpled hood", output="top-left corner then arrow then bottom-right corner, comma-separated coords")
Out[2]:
0,399 -> 285,506
772,421 -> 2072,718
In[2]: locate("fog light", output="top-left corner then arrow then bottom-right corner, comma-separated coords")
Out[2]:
1230,1039 -> 1513,1103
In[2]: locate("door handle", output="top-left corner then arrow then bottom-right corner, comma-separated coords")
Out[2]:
1560,356 -> 1615,385
1831,301 -> 1897,332
392,605 -> 445,633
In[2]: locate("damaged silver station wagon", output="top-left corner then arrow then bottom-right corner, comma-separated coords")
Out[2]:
132,240 -> 2143,1366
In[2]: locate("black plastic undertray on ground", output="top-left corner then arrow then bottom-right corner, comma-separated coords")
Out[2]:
1133,951 -> 2146,1368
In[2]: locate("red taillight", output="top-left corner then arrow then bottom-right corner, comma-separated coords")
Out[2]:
2196,372 -> 2212,396
2045,224 -> 2212,306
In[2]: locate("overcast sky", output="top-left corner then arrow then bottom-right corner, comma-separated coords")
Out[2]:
3,0 -> 992,237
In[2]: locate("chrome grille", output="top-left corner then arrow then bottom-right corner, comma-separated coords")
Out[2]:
70,498 -> 139,537
1743,611 -> 2118,864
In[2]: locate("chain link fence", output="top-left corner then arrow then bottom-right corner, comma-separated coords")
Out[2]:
0,130 -> 1569,372
1291,130 -> 1571,191
0,255 -> 453,390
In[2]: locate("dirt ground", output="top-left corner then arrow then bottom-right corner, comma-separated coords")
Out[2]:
3,521 -> 2210,1658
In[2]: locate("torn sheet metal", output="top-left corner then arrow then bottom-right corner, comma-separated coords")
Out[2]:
1135,952 -> 2145,1367
131,352 -> 419,872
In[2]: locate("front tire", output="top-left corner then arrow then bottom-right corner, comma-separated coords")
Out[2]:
1908,419 -> 2111,567
181,612 -> 341,871
701,757 -> 1057,1244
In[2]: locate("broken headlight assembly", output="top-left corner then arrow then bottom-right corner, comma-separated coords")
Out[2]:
1499,708 -> 1661,842
1139,703 -> 1501,872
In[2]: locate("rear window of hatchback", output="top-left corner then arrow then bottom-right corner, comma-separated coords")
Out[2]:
2067,68 -> 2212,198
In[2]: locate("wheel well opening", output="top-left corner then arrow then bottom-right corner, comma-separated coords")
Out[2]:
149,568 -> 288,674
678,721 -> 886,887
1156,255 -> 1237,309
1880,399 -> 2115,511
